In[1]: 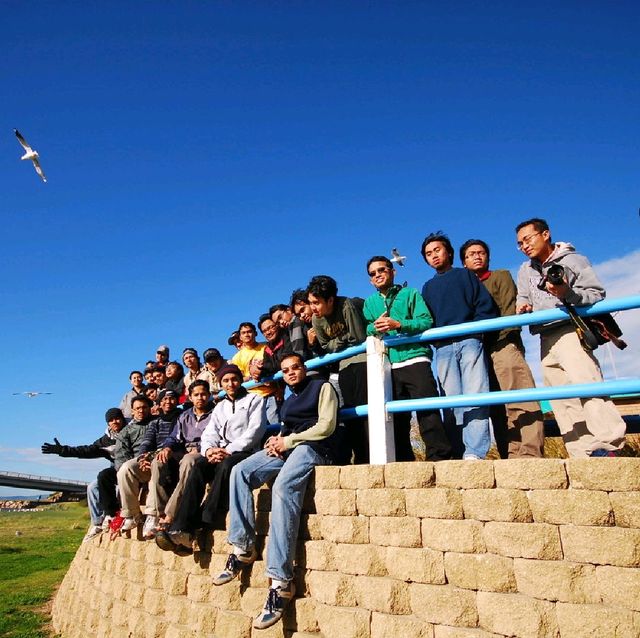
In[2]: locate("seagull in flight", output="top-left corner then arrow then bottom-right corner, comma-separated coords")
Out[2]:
14,129 -> 47,182
390,247 -> 406,267
12,391 -> 53,398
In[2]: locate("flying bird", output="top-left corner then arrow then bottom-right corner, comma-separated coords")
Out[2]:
14,129 -> 47,182
12,391 -> 53,398
390,248 -> 406,267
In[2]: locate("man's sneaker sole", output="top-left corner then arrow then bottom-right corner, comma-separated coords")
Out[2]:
212,548 -> 257,586
253,582 -> 295,629
155,531 -> 192,555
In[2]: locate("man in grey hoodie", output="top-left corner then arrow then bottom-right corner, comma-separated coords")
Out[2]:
515,217 -> 626,457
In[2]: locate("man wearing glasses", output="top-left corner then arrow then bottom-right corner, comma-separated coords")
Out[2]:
515,217 -> 626,457
363,255 -> 451,461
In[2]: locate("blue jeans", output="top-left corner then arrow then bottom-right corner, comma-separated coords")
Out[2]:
436,337 -> 491,459
228,445 -> 330,581
87,479 -> 103,525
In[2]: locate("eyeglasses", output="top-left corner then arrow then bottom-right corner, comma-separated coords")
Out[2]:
281,363 -> 302,374
465,250 -> 486,258
368,266 -> 390,277
516,232 -> 541,249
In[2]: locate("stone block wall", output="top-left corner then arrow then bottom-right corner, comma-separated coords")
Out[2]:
52,459 -> 640,638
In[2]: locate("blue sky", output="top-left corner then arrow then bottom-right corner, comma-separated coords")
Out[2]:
1,2 -> 639,493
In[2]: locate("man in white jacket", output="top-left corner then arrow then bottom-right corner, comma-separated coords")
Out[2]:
156,363 -> 266,552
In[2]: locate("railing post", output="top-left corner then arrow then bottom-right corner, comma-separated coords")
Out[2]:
366,335 -> 396,463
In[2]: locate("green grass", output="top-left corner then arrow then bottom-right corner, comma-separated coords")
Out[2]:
0,502 -> 87,638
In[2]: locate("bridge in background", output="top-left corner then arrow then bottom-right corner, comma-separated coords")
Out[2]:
0,471 -> 88,494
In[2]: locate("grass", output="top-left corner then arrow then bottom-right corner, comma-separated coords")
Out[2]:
0,502 -> 87,638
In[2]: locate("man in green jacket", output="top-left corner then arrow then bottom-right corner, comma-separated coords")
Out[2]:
363,256 -> 451,461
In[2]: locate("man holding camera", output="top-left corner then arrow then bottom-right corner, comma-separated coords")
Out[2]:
515,217 -> 626,457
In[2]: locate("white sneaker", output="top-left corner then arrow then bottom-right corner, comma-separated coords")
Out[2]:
121,514 -> 143,533
83,524 -> 103,542
142,515 -> 158,539
101,515 -> 114,532
253,581 -> 296,629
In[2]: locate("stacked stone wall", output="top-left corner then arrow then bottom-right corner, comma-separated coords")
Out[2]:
52,459 -> 640,637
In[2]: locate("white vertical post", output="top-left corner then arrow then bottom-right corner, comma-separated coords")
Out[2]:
366,335 -> 396,464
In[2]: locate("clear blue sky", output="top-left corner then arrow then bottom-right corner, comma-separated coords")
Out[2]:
1,2 -> 639,492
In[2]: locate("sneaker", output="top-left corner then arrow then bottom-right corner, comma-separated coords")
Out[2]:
142,515 -> 158,539
120,514 -> 143,533
253,582 -> 296,630
82,524 -> 103,543
212,548 -> 257,586
101,515 -> 114,532
590,448 -> 619,457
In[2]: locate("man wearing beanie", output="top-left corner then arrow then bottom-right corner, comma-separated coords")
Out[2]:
156,363 -> 266,552
41,407 -> 127,541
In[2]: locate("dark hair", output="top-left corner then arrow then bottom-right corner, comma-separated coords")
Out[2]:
188,379 -> 210,395
258,313 -> 273,330
366,255 -> 393,273
144,382 -> 159,392
166,361 -> 184,377
289,288 -> 309,308
129,370 -> 143,379
420,232 -> 454,264
459,239 -> 490,263
238,321 -> 257,333
152,366 -> 166,375
131,395 -> 153,408
268,303 -> 290,317
307,275 -> 338,301
280,351 -> 304,367
515,217 -> 549,234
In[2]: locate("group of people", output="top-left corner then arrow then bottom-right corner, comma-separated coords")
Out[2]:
41,217 -> 627,630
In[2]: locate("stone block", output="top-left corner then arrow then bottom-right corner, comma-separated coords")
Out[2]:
283,597 -> 319,633
142,588 -> 165,615
165,626 -> 197,638
371,612 -> 433,638
209,578 -> 242,609
255,487 -> 272,512
213,610 -> 252,638
477,592 -> 559,638
384,547 -> 445,584
189,602 -> 217,634
315,603 -> 371,638
143,617 -> 170,638
240,586 -> 268,617
357,576 -> 411,614
444,552 -> 516,592
484,522 -> 562,560
143,564 -> 164,590
357,488 -> 406,516
462,488 -> 532,522
528,489 -> 613,526
493,459 -> 568,489
435,460 -> 495,489
610,492 -> 640,528
434,627 -> 504,638
313,464 -> 341,489
211,529 -> 230,554
560,525 -> 640,567
384,462 -> 435,488
513,558 -> 598,603
164,595 -> 191,625
299,539 -> 335,571
409,583 -> 478,627
556,602 -> 640,638
186,573 -> 213,602
596,565 -> 640,611
422,519 -> 486,553
320,514 -> 369,544
566,458 -> 640,491
306,570 -> 359,606
405,488 -> 463,519
340,463 -> 385,489
370,516 -> 422,547
313,488 -> 357,515
126,582 -> 145,607
335,543 -> 387,576
299,514 -> 324,540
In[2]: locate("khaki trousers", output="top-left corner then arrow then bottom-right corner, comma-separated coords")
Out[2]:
149,452 -> 201,520
117,458 -> 153,518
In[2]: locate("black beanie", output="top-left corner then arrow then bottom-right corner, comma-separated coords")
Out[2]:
105,408 -> 125,423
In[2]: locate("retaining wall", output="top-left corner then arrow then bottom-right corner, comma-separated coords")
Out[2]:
52,459 -> 640,638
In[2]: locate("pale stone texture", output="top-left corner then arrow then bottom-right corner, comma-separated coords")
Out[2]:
357,488 -> 406,516
405,488 -> 464,519
560,525 -> 640,567
444,552 -> 516,592
527,489 -> 614,526
556,602 -> 640,637
370,516 -> 422,547
610,492 -> 640,528
283,598 -> 319,633
462,488 -> 533,522
385,462 -> 435,488
477,592 -> 559,638
371,611 -> 434,638
493,459 -> 568,489
409,583 -> 478,628
385,547 -> 446,585
513,559 -> 599,604
484,522 -> 562,560
422,519 -> 486,553
312,464 -> 341,489
435,460 -> 495,489
434,627 -> 505,638
356,576 -> 411,614
313,488 -> 357,515
306,571 -> 359,607
299,513 -> 323,540
299,539 -> 335,571
214,610 -> 252,638
334,543 -> 387,576
319,514 -> 369,543
315,603 -> 371,638
566,458 -> 640,491
596,565 -> 640,611
340,464 -> 385,489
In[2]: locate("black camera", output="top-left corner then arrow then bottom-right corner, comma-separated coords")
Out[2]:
537,264 -> 565,290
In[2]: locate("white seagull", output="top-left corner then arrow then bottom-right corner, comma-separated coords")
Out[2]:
14,129 -> 47,182
390,247 -> 406,267
12,391 -> 53,398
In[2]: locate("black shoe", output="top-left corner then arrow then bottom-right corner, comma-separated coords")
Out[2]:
155,530 -> 192,555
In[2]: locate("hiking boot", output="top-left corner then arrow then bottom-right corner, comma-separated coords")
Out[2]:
253,582 -> 295,629
212,547 -> 257,586
168,530 -> 192,549
142,515 -> 158,539
120,514 -> 143,533
83,524 -> 103,543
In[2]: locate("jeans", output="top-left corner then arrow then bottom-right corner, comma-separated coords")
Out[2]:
436,337 -> 491,459
228,445 -> 330,582
87,479 -> 103,525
